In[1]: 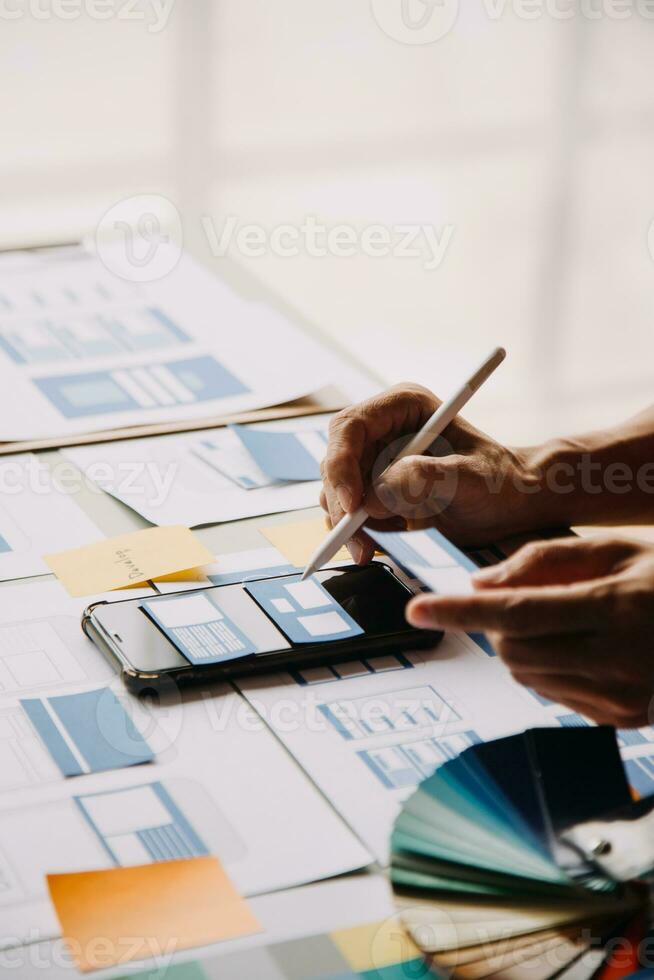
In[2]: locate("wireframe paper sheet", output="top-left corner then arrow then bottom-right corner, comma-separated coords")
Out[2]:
236,635 -> 568,864
0,683 -> 370,948
63,415 -> 335,526
0,248 -> 340,439
0,579 -> 156,709
0,454 -> 104,582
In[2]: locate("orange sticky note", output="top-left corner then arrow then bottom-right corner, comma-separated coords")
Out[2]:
47,857 -> 261,973
44,526 -> 213,597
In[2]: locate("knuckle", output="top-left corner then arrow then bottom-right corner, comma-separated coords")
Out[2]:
518,541 -> 549,566
324,447 -> 350,477
329,407 -> 353,432
328,411 -> 365,445
392,455 -> 431,483
391,382 -> 437,406
594,688 -> 646,727
376,457 -> 439,519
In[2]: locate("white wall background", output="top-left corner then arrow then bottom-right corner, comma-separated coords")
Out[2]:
1,0 -> 653,445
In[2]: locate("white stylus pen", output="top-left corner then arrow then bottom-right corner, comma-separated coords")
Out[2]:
300,346 -> 507,581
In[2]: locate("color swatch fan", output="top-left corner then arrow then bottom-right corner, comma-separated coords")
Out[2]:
390,727 -> 653,980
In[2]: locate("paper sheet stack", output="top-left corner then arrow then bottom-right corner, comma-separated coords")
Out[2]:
390,727 -> 652,980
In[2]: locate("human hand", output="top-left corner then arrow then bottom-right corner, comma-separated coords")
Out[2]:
321,383 -> 542,564
406,535 -> 654,728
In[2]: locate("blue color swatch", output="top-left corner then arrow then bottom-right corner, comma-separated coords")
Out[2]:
21,688 -> 154,777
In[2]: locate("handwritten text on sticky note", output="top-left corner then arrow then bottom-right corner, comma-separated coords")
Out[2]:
44,526 -> 214,597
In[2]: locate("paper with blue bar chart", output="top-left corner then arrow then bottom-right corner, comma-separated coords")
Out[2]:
0,688 -> 370,947
0,248 -> 337,440
0,778 -> 213,947
237,629 -> 549,862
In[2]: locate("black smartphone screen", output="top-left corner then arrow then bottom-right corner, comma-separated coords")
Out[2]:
318,565 -> 413,634
91,563 -> 421,679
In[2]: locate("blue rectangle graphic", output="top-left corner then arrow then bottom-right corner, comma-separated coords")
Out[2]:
21,688 -> 154,776
74,781 -> 209,866
141,591 -> 258,665
367,527 -> 478,578
245,574 -> 364,644
34,355 -> 249,418
624,756 -> 654,798
21,697 -> 83,777
230,425 -> 326,482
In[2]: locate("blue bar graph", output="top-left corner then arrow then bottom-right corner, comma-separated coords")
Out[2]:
359,731 -> 482,790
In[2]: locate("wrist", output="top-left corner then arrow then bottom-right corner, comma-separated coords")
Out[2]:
511,438 -> 591,529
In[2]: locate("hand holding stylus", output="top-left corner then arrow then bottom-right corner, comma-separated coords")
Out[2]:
303,348 -> 508,579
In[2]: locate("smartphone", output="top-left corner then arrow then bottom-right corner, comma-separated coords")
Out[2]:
83,562 -> 442,692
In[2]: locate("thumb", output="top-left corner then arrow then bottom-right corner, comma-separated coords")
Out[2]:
473,535 -> 635,589
365,454 -> 465,522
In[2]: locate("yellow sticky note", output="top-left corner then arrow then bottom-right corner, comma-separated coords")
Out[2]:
261,516 -> 350,568
44,526 -> 213,597
152,567 -> 210,585
330,919 -> 421,972
47,857 -> 261,973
